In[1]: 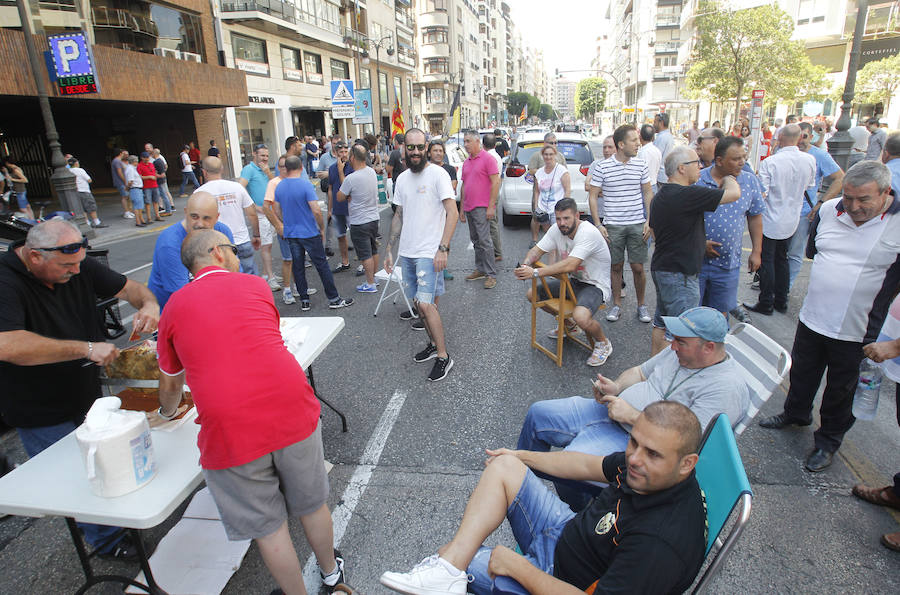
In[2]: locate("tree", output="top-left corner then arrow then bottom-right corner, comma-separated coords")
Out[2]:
507,92 -> 540,121
857,54 -> 900,117
575,78 -> 607,120
539,103 -> 554,121
685,1 -> 828,121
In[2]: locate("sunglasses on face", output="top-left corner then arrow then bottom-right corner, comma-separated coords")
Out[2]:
208,243 -> 238,255
406,144 -> 426,152
36,237 -> 88,254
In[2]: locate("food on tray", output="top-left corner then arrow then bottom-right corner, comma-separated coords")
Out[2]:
105,341 -> 159,380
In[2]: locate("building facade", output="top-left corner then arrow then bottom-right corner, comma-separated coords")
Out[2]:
552,78 -> 577,119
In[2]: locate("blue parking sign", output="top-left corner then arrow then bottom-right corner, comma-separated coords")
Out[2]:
48,32 -> 95,78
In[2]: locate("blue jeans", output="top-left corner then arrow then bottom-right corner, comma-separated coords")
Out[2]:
517,396 -> 629,509
157,180 -> 174,212
288,236 -> 339,301
787,214 -> 811,290
467,471 -> 575,595
179,170 -> 199,195
651,270 -> 701,329
17,422 -> 124,552
699,264 -> 740,313
236,241 -> 258,275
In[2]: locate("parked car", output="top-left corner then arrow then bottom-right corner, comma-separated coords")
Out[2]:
499,132 -> 600,226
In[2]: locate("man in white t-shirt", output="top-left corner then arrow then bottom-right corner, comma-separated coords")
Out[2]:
515,198 -> 613,366
637,124 -> 662,194
337,143 -> 382,292
67,157 -> 105,228
178,145 -> 200,197
383,128 -> 459,382
197,157 -> 261,274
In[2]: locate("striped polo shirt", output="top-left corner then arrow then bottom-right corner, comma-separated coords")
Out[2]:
589,154 -> 650,225
800,196 -> 900,343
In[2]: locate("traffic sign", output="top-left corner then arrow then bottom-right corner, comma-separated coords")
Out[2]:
47,31 -> 99,95
330,79 -> 355,105
332,105 -> 355,119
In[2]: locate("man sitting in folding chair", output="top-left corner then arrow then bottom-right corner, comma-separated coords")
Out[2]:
518,307 -> 750,510
380,402 -> 708,595
514,198 -> 614,366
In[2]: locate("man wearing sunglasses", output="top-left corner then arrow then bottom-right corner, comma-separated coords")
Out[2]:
0,218 -> 159,560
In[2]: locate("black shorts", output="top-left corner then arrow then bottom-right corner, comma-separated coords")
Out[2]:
350,220 -> 379,260
537,277 -> 606,314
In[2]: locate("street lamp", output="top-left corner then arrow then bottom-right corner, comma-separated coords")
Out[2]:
361,35 -> 395,135
827,0 -> 868,173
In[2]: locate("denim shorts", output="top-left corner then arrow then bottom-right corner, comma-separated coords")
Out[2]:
652,269 -> 701,329
129,187 -> 145,209
14,190 -> 28,207
331,213 -> 348,238
698,264 -> 739,313
466,470 -> 575,595
277,234 -> 292,261
400,256 -> 445,304
143,187 -> 159,204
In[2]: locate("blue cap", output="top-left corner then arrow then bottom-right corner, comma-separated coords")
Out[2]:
661,307 -> 728,343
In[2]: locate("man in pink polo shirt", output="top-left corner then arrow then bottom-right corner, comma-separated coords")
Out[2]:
460,130 -> 501,289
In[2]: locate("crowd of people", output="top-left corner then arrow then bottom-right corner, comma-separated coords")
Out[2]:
1,112 -> 898,595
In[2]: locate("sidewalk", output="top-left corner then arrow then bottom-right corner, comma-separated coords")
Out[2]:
86,185 -> 182,247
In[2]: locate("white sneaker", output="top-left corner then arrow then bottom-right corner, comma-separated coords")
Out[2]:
267,277 -> 282,291
380,555 -> 467,595
123,211 -> 135,219
282,289 -> 296,305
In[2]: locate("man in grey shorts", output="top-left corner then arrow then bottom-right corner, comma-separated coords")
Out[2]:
155,228 -> 351,594
588,124 -> 655,324
337,143 -> 381,293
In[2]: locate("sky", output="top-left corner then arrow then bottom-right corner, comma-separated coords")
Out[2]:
509,0 -> 599,82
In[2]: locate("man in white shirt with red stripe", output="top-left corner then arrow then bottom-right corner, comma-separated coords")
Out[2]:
588,124 -> 654,324
759,161 -> 900,472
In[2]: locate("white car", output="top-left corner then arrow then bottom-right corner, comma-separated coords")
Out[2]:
499,132 -> 600,226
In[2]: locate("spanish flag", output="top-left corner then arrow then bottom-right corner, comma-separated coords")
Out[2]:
518,103 -> 528,124
446,85 -> 461,136
391,97 -> 405,138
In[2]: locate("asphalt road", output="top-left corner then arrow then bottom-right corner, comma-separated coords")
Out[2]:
1,208 -> 898,594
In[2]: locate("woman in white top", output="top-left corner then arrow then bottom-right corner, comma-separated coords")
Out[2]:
532,145 -> 570,232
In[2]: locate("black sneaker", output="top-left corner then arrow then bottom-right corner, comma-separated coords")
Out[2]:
414,343 -> 437,363
300,300 -> 311,311
97,533 -> 140,561
411,318 -> 426,331
320,549 -> 346,588
332,263 -> 351,273
329,297 -> 354,309
399,307 -> 418,321
326,247 -> 335,257
427,355 -> 454,382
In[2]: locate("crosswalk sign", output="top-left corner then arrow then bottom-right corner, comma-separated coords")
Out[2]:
330,80 -> 355,105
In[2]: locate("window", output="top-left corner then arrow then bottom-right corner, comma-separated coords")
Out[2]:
232,33 -> 268,75
394,75 -> 402,104
281,46 -> 302,81
408,80 -> 413,109
360,67 -> 371,89
428,0 -> 447,11
458,35 -> 464,52
457,7 -> 462,22
427,88 -> 447,104
423,27 -> 448,44
379,72 -> 389,104
304,51 -> 323,84
424,57 -> 450,74
330,58 -> 350,81
91,0 -> 203,58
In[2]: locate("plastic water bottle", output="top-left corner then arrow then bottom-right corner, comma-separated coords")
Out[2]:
852,359 -> 882,421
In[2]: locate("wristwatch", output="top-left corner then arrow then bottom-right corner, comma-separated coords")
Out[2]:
438,244 -> 450,253
533,269 -> 540,278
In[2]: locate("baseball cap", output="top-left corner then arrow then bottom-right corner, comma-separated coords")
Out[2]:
140,151 -> 150,158
661,307 -> 728,343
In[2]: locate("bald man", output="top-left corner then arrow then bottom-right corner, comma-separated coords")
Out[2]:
198,156 -> 261,275
147,191 -> 235,310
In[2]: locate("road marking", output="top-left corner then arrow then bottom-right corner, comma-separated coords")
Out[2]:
302,390 -> 407,590
123,262 -> 152,276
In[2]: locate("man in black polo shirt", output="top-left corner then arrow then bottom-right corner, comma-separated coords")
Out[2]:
649,145 -> 740,355
0,218 -> 159,559
381,401 -> 707,595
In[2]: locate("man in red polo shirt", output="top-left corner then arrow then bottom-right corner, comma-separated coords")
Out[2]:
137,151 -> 162,222
459,130 -> 501,289
155,228 -> 350,594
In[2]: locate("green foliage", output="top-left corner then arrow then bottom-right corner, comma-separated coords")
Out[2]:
857,55 -> 900,115
685,1 -> 829,118
539,103 -> 555,121
575,78 -> 607,119
507,92 -> 541,120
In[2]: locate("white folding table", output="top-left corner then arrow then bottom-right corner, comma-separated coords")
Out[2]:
0,317 -> 346,594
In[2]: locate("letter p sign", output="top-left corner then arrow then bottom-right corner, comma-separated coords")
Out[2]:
48,31 -> 94,79
57,40 -> 80,73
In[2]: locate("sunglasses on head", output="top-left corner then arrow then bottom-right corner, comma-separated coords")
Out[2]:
36,237 -> 88,254
208,243 -> 238,255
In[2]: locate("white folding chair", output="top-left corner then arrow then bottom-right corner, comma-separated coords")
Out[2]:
725,323 -> 792,435
373,266 -> 415,317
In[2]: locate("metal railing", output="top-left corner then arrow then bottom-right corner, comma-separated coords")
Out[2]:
222,0 -> 296,25
656,14 -> 680,27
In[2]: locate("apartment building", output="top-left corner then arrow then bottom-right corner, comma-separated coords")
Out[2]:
217,0 -> 417,170
0,0 -> 247,194
552,78 -> 577,119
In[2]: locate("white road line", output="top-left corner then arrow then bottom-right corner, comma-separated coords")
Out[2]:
302,390 -> 407,590
123,262 -> 152,275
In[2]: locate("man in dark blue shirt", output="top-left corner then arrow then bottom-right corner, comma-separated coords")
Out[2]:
272,156 -> 353,311
327,142 -> 353,272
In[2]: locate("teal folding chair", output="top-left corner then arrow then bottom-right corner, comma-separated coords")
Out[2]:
692,413 -> 753,594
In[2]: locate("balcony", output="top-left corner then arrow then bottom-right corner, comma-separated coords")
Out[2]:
652,66 -> 683,80
656,14 -> 680,28
92,6 -> 159,37
654,41 -> 680,54
221,0 -> 295,24
221,0 -> 345,48
418,11 -> 449,28
395,9 -> 414,33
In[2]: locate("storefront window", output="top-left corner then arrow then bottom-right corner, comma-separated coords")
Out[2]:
91,0 -> 203,58
330,59 -> 350,81
236,109 -> 275,167
304,51 -> 323,84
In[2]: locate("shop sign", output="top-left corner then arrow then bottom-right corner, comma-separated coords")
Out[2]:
353,88 -> 373,125
284,68 -> 303,82
236,59 -> 269,76
47,31 -> 99,95
860,37 -> 900,67
306,72 -> 324,84
249,95 -> 276,104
